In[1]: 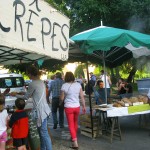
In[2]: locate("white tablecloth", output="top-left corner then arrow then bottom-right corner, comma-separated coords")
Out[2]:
97,107 -> 150,117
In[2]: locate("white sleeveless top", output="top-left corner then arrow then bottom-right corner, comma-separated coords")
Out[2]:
101,75 -> 110,88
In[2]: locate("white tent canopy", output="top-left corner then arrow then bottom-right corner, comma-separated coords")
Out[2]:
125,43 -> 150,58
0,0 -> 70,65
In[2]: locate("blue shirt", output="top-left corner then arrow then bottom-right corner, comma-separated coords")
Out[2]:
49,78 -> 64,98
91,74 -> 96,81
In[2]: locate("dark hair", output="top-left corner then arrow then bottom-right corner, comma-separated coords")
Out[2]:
119,78 -> 124,82
15,98 -> 25,110
55,72 -> 62,79
0,94 -> 5,112
101,70 -> 104,74
64,72 -> 75,82
51,75 -> 55,80
27,65 -> 39,77
96,80 -> 103,86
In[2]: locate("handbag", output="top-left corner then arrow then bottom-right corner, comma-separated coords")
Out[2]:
29,87 -> 45,121
59,83 -> 72,106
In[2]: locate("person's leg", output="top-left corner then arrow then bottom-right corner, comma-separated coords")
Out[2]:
0,142 -> 6,150
52,98 -> 59,128
38,117 -> 52,150
59,104 -> 64,128
72,107 -> 80,148
0,131 -> 7,150
65,108 -> 76,140
17,145 -> 26,150
74,107 -> 80,135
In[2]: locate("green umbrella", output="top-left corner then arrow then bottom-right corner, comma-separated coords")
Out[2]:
71,26 -> 150,52
70,26 -> 150,67
70,26 -> 150,138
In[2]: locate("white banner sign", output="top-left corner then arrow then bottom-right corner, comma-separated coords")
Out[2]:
0,0 -> 70,61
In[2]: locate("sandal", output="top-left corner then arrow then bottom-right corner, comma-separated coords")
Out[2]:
70,146 -> 79,149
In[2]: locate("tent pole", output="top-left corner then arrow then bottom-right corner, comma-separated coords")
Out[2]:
102,51 -> 108,104
86,55 -> 94,138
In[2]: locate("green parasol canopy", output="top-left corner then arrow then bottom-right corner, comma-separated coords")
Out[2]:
70,26 -> 150,67
71,26 -> 150,53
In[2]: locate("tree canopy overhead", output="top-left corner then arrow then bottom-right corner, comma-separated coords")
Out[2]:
47,0 -> 150,36
5,0 -> 150,79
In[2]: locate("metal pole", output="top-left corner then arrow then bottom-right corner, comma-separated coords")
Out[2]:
102,51 -> 107,104
86,55 -> 94,138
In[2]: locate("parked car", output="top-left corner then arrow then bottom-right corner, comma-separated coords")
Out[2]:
0,73 -> 26,106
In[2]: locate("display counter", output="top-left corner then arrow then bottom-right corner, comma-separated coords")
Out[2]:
94,104 -> 150,143
96,104 -> 150,117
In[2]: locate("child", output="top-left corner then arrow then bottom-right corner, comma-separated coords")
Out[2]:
9,98 -> 29,150
0,94 -> 9,150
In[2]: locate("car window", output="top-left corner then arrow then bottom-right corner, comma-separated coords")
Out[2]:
5,79 -> 12,87
0,77 -> 24,88
16,77 -> 24,87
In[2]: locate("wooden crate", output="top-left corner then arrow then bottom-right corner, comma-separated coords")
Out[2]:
79,114 -> 99,138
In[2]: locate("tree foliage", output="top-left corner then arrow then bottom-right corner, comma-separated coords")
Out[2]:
4,0 -> 150,79
74,64 -> 85,78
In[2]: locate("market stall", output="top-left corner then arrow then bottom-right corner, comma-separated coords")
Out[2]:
93,95 -> 150,143
1,1 -> 70,149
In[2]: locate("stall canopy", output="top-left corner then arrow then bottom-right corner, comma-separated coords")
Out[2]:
0,0 -> 70,65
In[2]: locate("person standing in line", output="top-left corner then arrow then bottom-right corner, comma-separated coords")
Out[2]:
47,75 -> 55,104
76,74 -> 85,91
0,94 -> 9,150
11,65 -> 52,150
48,72 -> 65,129
60,72 -> 86,149
100,70 -> 112,103
89,72 -> 97,87
9,98 -> 28,150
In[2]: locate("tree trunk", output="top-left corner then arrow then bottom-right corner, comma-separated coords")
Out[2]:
127,67 -> 137,83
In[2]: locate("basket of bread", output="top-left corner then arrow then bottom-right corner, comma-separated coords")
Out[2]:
113,95 -> 149,107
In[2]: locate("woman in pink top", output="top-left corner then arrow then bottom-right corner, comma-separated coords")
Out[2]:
60,72 -> 86,149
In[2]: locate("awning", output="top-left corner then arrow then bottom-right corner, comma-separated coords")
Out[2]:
0,0 -> 70,65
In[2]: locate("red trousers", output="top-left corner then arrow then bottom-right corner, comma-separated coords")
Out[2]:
65,107 -> 80,141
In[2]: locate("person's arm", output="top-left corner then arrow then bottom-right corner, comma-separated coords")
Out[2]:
124,84 -> 131,93
79,88 -> 86,114
47,82 -> 53,103
116,82 -> 119,89
108,76 -> 112,86
60,90 -> 65,101
9,114 -> 15,128
59,83 -> 65,105
10,83 -> 34,100
3,88 -> 10,96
